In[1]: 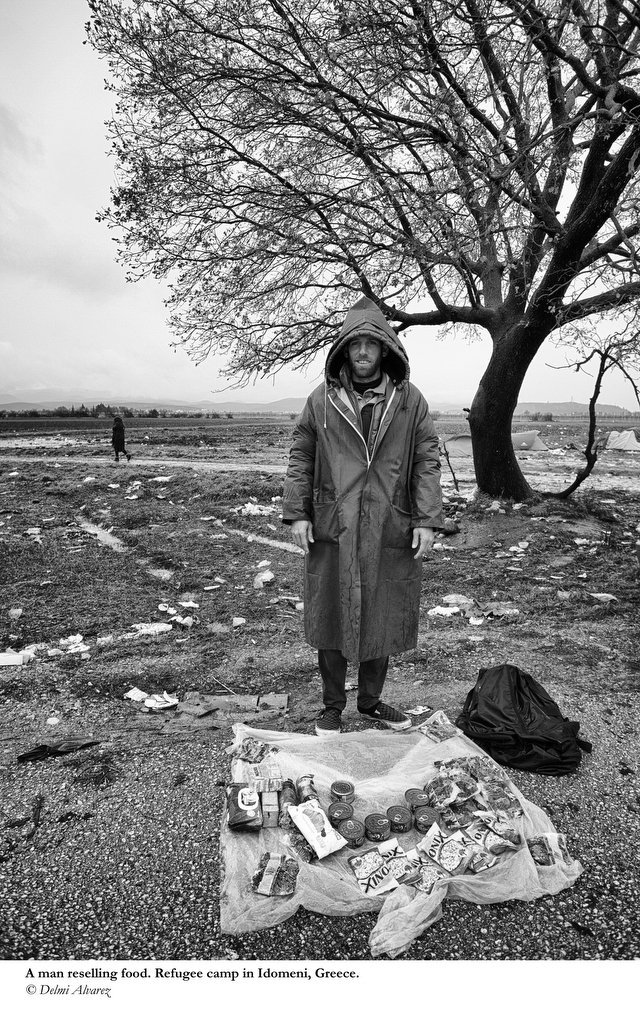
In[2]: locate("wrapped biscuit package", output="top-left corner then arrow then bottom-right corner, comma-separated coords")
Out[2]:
288,799 -> 347,859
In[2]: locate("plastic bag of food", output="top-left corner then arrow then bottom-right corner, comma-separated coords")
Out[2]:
412,861 -> 449,894
439,798 -> 484,831
478,779 -> 522,817
418,710 -> 461,743
527,833 -> 572,867
226,783 -> 263,831
472,811 -> 521,850
281,828 -> 317,863
423,776 -> 461,807
234,737 -> 277,763
251,853 -> 299,896
288,799 -> 347,860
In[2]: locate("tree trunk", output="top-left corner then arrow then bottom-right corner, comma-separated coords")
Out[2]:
468,324 -> 550,500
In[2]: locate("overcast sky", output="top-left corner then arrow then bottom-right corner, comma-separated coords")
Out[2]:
0,0 -> 637,409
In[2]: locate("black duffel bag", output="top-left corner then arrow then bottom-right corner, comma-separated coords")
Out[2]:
456,663 -> 592,775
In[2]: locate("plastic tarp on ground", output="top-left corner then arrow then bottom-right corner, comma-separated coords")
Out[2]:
605,429 -> 640,451
220,723 -> 583,958
441,431 -> 548,457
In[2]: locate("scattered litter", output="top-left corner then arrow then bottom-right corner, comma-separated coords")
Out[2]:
295,602 -> 304,611
158,604 -> 177,614
144,692 -> 179,711
211,534 -> 228,539
235,502 -> 274,516
124,687 -> 149,701
589,593 -> 618,603
257,560 -> 271,568
178,600 -> 199,608
82,476 -> 96,483
96,634 -> 114,645
8,608 -> 23,620
442,594 -> 475,607
129,622 -> 173,636
17,738 -> 100,763
253,570 -> 275,589
58,634 -> 90,654
0,648 -> 36,667
574,538 -> 590,546
46,717 -> 60,726
26,527 -> 43,544
428,605 -> 460,617
107,483 -> 120,489
468,617 -> 485,627
214,576 -> 227,584
151,476 -> 172,482
233,617 -> 247,627
204,585 -> 221,591
404,705 -> 432,716
557,591 -> 572,600
171,614 -> 195,628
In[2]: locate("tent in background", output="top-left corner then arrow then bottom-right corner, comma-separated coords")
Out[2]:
442,431 -> 548,458
605,429 -> 640,452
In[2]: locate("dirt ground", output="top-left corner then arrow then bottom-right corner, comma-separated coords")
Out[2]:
1,417 -> 639,963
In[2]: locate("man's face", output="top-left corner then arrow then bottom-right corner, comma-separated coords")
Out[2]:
347,335 -> 385,382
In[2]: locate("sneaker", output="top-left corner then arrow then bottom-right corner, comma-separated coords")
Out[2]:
315,707 -> 342,736
358,701 -> 411,731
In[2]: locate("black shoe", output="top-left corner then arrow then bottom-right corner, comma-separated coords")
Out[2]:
315,707 -> 342,736
358,701 -> 411,731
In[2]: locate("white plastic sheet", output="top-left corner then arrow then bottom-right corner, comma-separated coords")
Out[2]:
220,723 -> 583,957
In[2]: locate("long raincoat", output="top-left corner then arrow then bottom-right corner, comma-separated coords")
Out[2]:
282,298 -> 443,662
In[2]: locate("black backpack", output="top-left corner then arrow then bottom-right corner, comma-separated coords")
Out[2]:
456,664 -> 592,776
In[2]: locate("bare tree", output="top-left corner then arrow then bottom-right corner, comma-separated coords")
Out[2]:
88,0 -> 640,497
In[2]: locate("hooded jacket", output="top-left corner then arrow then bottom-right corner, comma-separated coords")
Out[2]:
282,297 -> 443,662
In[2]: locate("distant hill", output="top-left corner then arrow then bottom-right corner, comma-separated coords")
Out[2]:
515,401 -> 632,416
0,394 -> 308,414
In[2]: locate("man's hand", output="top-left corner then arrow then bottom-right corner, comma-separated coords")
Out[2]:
291,519 -> 314,554
412,527 -> 435,560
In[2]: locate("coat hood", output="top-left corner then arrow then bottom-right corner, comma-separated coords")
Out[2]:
325,297 -> 409,386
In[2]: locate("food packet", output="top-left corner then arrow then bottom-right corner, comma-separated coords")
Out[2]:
473,811 -> 521,850
417,824 -> 473,875
251,853 -> 299,896
225,783 -> 263,830
527,833 -> 572,867
412,861 -> 449,894
423,775 -> 461,808
462,755 -> 508,783
245,758 -> 283,793
234,737 -> 277,763
281,828 -> 317,863
277,779 -> 299,828
439,798 -> 484,831
465,818 -> 519,856
378,837 -> 417,883
464,842 -> 498,873
288,799 -> 347,860
478,779 -> 522,817
348,847 -> 399,896
418,710 -> 461,743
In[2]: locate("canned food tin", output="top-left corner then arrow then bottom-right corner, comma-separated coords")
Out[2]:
295,775 -> 318,803
364,813 -> 391,843
337,818 -> 366,848
330,780 -> 355,804
386,805 -> 413,833
414,806 -> 440,833
328,801 -> 354,828
404,788 -> 431,811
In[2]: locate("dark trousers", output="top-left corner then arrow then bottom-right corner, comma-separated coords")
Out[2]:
318,649 -> 389,713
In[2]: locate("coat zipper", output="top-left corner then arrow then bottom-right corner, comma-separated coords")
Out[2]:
328,394 -> 371,466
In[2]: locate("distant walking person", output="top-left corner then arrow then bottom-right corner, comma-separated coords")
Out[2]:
111,415 -> 131,462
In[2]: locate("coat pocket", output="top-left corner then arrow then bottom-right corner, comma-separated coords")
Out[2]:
312,500 -> 340,543
382,503 -> 413,549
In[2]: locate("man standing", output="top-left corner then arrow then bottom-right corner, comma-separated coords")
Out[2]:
282,296 -> 443,736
